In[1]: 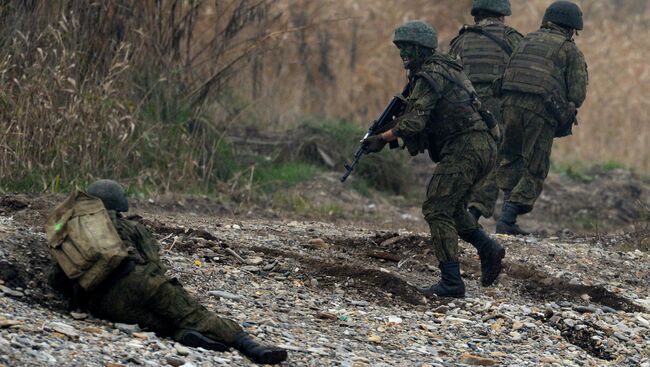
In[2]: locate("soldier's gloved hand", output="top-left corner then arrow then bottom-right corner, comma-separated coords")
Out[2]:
362,134 -> 387,153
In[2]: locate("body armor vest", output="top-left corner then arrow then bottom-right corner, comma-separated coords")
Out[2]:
501,30 -> 568,96
457,23 -> 511,86
407,61 -> 486,161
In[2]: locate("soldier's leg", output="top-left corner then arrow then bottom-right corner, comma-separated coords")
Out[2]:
90,264 -> 177,337
507,115 -> 555,212
468,96 -> 502,220
497,109 -> 547,235
497,106 -> 526,194
147,277 -> 243,345
468,169 -> 499,220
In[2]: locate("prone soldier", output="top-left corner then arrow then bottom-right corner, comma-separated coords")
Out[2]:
48,179 -> 288,365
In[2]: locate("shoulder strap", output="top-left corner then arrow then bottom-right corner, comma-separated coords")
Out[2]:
416,69 -> 477,102
463,26 -> 513,55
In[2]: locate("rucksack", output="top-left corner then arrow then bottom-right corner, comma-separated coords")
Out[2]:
46,190 -> 128,290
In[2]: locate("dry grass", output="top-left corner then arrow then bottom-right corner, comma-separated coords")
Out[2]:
238,0 -> 650,173
1,0 -> 648,195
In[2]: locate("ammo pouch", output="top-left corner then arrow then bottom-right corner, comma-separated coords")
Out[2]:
544,90 -> 577,138
46,191 -> 128,291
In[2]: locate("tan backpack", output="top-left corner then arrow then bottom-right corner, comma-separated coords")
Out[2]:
46,190 -> 128,290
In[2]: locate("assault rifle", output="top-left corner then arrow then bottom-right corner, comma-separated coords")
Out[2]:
340,83 -> 411,183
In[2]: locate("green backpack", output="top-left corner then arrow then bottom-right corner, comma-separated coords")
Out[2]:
46,191 -> 128,290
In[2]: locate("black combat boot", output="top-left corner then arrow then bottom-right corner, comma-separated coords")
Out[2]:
420,261 -> 465,298
462,229 -> 506,286
179,330 -> 229,352
468,206 -> 482,222
233,332 -> 288,365
496,202 -> 530,236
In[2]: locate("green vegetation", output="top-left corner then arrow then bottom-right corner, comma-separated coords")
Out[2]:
551,162 -> 594,183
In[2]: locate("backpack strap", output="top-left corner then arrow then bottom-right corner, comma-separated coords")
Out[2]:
462,25 -> 513,55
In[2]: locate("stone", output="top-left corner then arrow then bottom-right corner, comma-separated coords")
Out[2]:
174,342 -> 191,356
0,319 -> 22,328
114,323 -> 141,334
563,319 -> 576,328
368,334 -> 382,343
207,290 -> 243,301
166,356 -> 185,367
388,316 -> 403,324
0,285 -> 24,297
246,256 -> 264,265
70,312 -> 88,320
242,266 -> 260,273
459,354 -> 497,366
307,238 -> 330,250
47,322 -> 79,338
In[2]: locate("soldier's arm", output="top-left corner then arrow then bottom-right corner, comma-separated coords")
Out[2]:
565,44 -> 588,108
135,223 -> 163,267
389,77 -> 441,139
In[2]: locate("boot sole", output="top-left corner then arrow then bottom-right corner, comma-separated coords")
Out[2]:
420,288 -> 465,298
180,331 -> 229,352
496,222 -> 529,236
254,349 -> 288,364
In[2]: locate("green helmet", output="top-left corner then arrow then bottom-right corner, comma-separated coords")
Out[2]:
543,1 -> 583,31
471,0 -> 511,17
86,179 -> 129,212
393,20 -> 438,50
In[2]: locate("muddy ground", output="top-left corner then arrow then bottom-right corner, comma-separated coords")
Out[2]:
0,168 -> 649,366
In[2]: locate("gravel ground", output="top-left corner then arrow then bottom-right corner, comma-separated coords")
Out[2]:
1,197 -> 649,366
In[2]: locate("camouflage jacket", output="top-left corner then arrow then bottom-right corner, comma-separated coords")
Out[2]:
108,211 -> 163,269
392,53 -> 487,161
501,22 -> 588,118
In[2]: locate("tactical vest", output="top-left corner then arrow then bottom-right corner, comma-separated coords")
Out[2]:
501,30 -> 568,96
457,23 -> 511,86
406,61 -> 486,161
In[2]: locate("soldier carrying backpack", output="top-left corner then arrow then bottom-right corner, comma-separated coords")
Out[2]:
47,179 -> 287,365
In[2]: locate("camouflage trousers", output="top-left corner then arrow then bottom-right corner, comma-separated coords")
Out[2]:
468,94 -> 503,219
422,131 -> 496,262
91,263 -> 242,345
497,106 -> 555,213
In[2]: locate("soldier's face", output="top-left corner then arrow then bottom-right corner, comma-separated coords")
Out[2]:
396,42 -> 419,69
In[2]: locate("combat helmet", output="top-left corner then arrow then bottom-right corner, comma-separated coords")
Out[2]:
543,1 -> 583,30
393,20 -> 438,50
471,0 -> 512,17
86,179 -> 129,212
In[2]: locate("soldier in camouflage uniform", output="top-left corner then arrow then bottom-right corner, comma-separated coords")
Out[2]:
496,1 -> 588,235
363,21 -> 505,298
449,0 -> 523,222
49,180 -> 287,365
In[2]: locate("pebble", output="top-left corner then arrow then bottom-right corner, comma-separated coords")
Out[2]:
0,285 -> 24,298
114,323 -> 141,334
46,322 -> 79,338
174,343 -> 191,356
207,290 -> 244,300
70,312 -> 88,320
246,256 -> 264,265
2,207 -> 650,367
